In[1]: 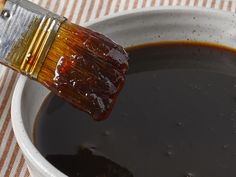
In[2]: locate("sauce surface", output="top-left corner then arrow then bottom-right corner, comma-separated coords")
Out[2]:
35,42 -> 236,177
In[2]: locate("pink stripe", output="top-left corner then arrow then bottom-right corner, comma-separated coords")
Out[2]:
61,0 -> 69,17
0,69 -> 10,95
14,155 -> 25,177
202,0 -> 207,7
0,74 -> 18,172
76,0 -> 86,24
45,0 -> 51,9
219,0 -> 224,9
151,0 -> 156,6
0,73 -> 17,119
160,0 -> 164,6
68,0 -> 79,21
124,0 -> 130,10
142,0 -> 147,7
177,0 -> 182,5
185,0 -> 190,6
211,0 -> 216,8
169,0 -> 173,6
105,0 -> 113,15
0,109 -> 11,146
133,0 -> 138,9
96,0 -> 104,17
114,0 -> 121,13
53,0 -> 60,13
86,0 -> 96,21
227,1 -> 232,11
0,130 -> 14,172
4,144 -> 20,177
24,170 -> 30,177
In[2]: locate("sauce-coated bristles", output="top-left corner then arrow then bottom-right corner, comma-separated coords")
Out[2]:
38,22 -> 129,121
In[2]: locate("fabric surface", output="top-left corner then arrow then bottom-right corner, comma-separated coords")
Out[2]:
0,0 -> 236,176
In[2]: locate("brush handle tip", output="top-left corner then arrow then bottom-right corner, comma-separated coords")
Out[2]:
0,0 -> 5,13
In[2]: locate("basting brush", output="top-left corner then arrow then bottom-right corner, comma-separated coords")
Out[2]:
0,0 -> 129,121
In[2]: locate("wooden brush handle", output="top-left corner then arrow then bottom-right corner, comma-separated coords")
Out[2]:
0,0 -> 5,13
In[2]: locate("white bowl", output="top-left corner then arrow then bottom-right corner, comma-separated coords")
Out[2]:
11,8 -> 236,177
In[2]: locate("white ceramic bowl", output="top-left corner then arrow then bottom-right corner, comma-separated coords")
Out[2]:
11,8 -> 236,177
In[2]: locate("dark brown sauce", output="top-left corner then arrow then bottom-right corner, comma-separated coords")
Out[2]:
35,41 -> 236,177
38,23 -> 129,121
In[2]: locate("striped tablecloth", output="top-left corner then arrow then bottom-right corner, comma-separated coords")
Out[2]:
0,0 -> 236,176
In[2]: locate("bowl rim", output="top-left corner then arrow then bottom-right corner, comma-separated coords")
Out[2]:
11,7 -> 236,177
84,6 -> 236,27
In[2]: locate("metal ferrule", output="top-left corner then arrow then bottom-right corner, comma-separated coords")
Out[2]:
0,0 -> 66,78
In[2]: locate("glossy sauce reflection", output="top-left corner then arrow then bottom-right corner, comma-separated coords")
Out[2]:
35,42 -> 236,177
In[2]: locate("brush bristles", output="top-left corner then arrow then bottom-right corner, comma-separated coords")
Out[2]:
38,22 -> 129,121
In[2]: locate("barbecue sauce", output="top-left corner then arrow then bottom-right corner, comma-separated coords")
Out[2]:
35,42 -> 236,177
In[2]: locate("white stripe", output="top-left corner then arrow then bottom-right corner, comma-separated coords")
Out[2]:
32,0 -> 40,4
164,0 -> 169,5
113,0 -> 120,12
189,0 -> 195,6
0,100 -> 11,140
71,0 -> 83,23
109,0 -> 117,13
182,0 -> 187,5
180,0 -> 186,6
0,138 -> 16,175
231,1 -> 235,12
48,0 -> 57,11
196,0 -> 202,7
57,0 -> 67,15
223,0 -> 228,10
165,0 -> 171,6
49,0 -> 57,11
156,0 -> 161,6
0,119 -> 13,159
14,155 -> 27,177
100,0 -> 110,17
9,150 -> 21,177
80,0 -> 92,24
64,0 -> 75,18
20,165 -> 28,177
0,71 -> 14,104
214,0 -> 220,8
146,0 -> 154,7
137,0 -> 143,8
171,0 -> 178,6
87,0 -> 97,22
0,66 -> 7,87
90,0 -> 100,21
120,0 -> 126,9
118,0 -> 125,10
40,0 -> 48,8
127,0 -> 134,9
206,0 -> 213,7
